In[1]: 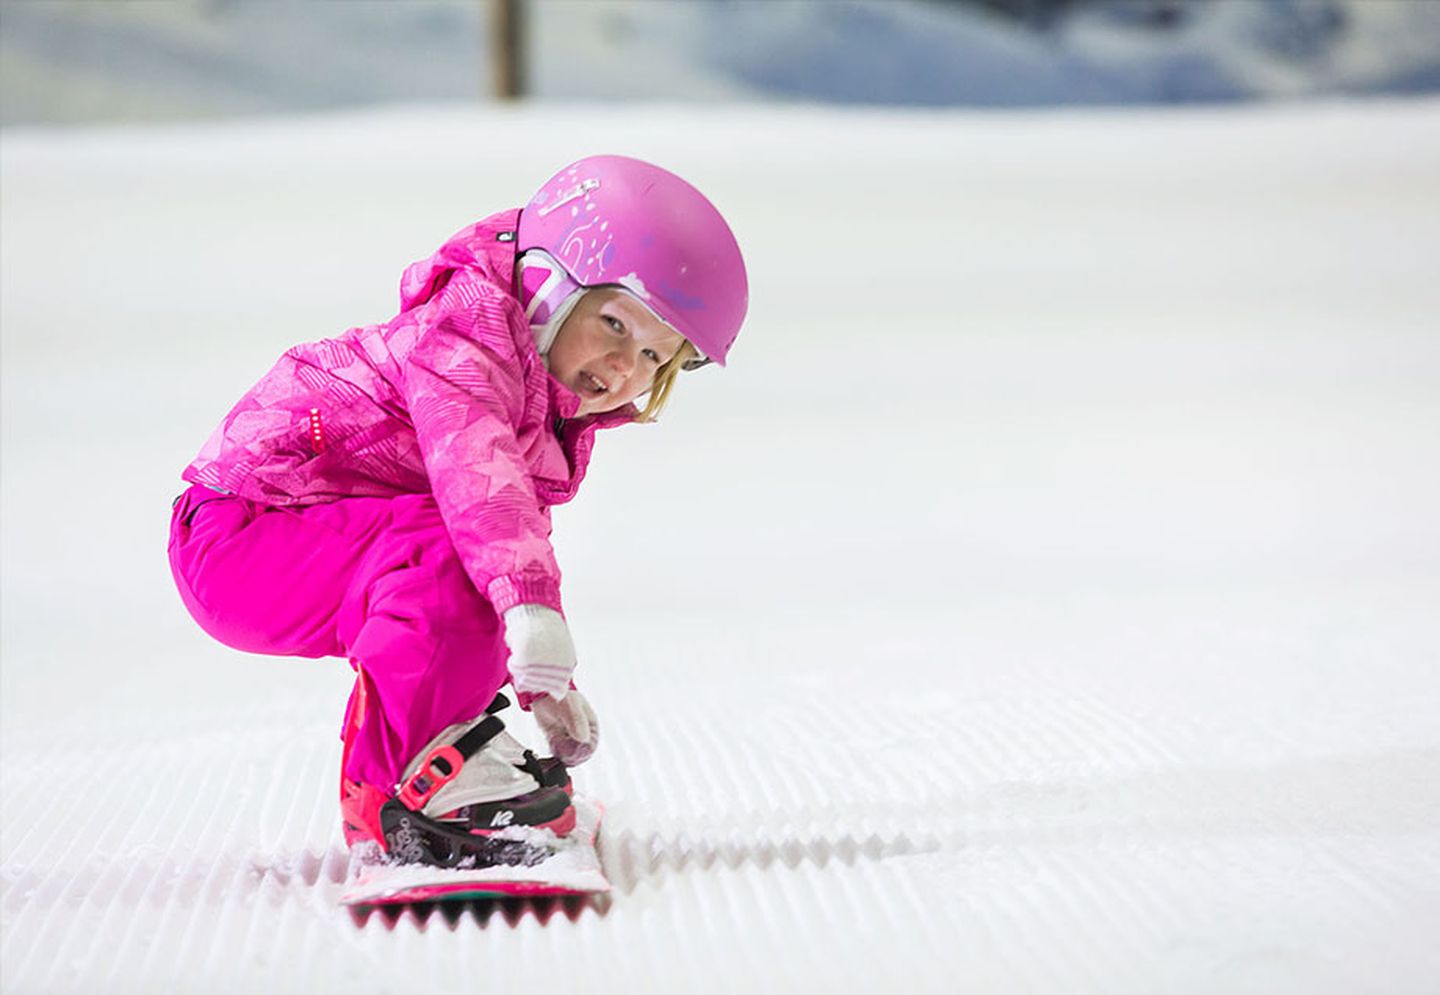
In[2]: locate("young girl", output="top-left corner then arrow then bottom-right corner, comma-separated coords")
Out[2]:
167,155 -> 747,866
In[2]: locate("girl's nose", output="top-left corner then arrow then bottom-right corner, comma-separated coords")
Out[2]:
607,342 -> 637,379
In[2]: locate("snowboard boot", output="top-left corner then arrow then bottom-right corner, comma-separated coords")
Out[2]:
340,685 -> 575,868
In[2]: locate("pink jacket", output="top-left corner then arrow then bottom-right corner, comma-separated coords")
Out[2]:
183,210 -> 636,616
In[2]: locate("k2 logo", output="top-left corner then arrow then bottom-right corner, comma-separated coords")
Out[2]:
490,809 -> 515,828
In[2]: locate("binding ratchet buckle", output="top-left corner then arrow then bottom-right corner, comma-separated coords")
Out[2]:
397,745 -> 464,810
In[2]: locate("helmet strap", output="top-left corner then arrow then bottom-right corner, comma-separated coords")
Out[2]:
517,250 -> 585,358
534,288 -> 585,360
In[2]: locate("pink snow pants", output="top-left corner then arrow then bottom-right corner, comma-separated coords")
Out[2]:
167,484 -> 508,789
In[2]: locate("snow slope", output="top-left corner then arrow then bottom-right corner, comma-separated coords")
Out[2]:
3,98 -> 1439,993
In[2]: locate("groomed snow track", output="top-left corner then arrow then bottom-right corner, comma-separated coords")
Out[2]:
3,100 -> 1439,993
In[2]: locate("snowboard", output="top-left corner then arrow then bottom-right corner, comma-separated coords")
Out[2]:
341,797 -> 608,908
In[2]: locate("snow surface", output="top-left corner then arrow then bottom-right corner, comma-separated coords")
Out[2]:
3,98 -> 1439,993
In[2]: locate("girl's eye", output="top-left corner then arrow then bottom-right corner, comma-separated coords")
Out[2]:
642,348 -> 660,364
604,316 -> 624,334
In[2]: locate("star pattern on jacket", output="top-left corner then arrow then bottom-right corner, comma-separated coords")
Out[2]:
509,532 -> 557,573
471,448 -> 532,501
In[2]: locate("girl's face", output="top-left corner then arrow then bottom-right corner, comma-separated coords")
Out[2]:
548,289 -> 687,417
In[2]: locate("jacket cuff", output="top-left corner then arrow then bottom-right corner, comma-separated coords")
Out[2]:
487,575 -> 563,616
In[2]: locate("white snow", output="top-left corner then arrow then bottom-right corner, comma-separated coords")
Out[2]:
3,98 -> 1439,993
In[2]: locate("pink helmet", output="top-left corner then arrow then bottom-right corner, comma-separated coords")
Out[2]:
516,155 -> 748,368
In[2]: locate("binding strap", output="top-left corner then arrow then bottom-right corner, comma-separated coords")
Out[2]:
397,714 -> 506,811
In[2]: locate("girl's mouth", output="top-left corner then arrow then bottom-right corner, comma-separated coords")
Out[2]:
580,371 -> 608,396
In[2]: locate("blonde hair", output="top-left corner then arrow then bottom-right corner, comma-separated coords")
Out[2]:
636,340 -> 699,423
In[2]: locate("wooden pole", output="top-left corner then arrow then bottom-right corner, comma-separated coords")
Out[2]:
491,0 -> 525,100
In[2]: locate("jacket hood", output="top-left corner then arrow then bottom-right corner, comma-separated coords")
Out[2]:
398,208 -> 640,433
398,209 -> 523,314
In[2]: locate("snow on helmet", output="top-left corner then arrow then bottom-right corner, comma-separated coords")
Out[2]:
516,155 -> 748,368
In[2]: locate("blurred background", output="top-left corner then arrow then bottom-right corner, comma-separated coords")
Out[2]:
4,0 -> 1440,125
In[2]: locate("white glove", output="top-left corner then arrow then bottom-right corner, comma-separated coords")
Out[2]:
501,604 -> 577,701
531,690 -> 600,766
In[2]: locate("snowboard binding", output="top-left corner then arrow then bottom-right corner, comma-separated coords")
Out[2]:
341,686 -> 576,867
380,802 -> 553,869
